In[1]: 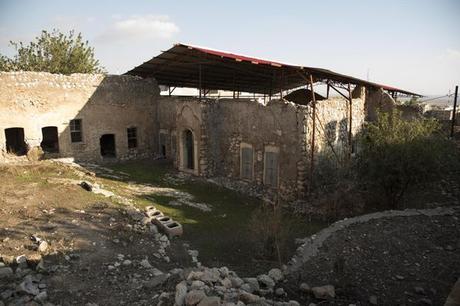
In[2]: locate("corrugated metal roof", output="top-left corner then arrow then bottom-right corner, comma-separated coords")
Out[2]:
126,43 -> 421,96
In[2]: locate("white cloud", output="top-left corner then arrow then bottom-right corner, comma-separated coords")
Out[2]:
446,48 -> 460,60
96,15 -> 179,43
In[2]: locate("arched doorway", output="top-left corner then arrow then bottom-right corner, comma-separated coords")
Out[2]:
4,127 -> 27,155
100,134 -> 116,158
183,129 -> 194,170
41,126 -> 59,153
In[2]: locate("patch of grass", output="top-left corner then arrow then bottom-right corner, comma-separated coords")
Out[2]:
109,160 -> 171,185
105,160 -> 329,275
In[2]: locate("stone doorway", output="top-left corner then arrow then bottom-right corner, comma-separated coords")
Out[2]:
183,129 -> 194,170
100,134 -> 116,158
41,126 -> 59,153
4,127 -> 27,155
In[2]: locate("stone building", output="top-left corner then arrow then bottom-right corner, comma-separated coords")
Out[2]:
0,43 -> 419,202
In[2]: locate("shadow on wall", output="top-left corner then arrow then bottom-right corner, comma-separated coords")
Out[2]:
0,73 -> 159,162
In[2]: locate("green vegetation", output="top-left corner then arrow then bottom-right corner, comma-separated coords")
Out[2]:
0,29 -> 105,74
106,160 -> 326,275
356,110 -> 459,208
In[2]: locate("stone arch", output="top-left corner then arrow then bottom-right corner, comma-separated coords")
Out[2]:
178,127 -> 199,175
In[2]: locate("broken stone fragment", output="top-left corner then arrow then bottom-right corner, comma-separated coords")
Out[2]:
311,285 -> 335,299
299,282 -> 310,293
238,291 -> 260,304
185,290 -> 206,305
0,267 -> 13,278
197,296 -> 220,306
175,281 -> 188,306
16,255 -> 28,268
38,241 -> 49,253
268,268 -> 283,282
80,181 -> 93,192
257,274 -> 275,289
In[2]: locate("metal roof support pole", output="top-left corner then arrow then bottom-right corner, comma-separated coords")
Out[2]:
326,83 -> 330,99
309,74 -> 317,190
347,83 -> 353,156
451,85 -> 458,138
198,63 -> 202,100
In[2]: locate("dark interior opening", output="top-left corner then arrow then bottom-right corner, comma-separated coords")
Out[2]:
4,127 -> 27,156
100,134 -> 116,157
184,129 -> 194,170
41,126 -> 59,153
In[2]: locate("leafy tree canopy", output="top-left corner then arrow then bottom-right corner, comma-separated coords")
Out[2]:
0,29 -> 105,74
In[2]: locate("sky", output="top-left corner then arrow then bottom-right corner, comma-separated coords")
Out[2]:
0,0 -> 459,95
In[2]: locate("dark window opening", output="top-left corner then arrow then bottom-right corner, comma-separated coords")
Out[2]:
41,126 -> 59,153
241,147 -> 253,180
127,127 -> 137,149
100,134 -> 116,157
264,151 -> 279,187
70,119 -> 82,143
4,127 -> 27,156
183,129 -> 194,170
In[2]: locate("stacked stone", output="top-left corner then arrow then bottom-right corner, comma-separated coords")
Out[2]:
171,266 -> 300,306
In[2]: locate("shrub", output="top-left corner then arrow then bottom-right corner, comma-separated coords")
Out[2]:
356,110 -> 459,208
248,204 -> 292,264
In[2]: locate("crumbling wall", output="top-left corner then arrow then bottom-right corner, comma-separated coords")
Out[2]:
365,87 -> 396,121
0,72 -> 159,161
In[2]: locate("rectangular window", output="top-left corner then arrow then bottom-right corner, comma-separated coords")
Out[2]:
264,151 -> 279,187
69,119 -> 82,143
240,146 -> 253,180
127,127 -> 137,149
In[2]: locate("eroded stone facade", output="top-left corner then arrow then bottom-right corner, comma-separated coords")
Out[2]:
0,72 -> 158,161
0,71 -> 392,202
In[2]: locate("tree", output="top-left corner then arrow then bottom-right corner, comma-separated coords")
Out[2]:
0,29 -> 105,74
356,110 -> 459,208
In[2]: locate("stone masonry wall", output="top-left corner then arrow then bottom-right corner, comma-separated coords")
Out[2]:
0,72 -> 159,161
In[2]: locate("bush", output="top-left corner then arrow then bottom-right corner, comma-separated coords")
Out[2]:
356,110 -> 459,208
248,204 -> 292,264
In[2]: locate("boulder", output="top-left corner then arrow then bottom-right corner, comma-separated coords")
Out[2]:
268,268 -> 283,282
243,278 -> 259,293
175,281 -> 188,306
191,280 -> 205,290
185,290 -> 206,305
311,285 -> 335,299
38,241 -> 49,253
299,283 -> 310,293
230,277 -> 244,288
257,274 -> 275,289
239,292 -> 260,304
0,267 -> 13,278
197,296 -> 221,306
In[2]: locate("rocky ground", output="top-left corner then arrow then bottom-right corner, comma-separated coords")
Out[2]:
1,160 -> 459,306
283,209 -> 460,305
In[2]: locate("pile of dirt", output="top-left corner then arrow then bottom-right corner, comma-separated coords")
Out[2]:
282,208 -> 460,305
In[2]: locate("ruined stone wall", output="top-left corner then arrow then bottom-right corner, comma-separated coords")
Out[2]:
365,87 -> 396,121
0,72 -> 159,161
156,94 -> 367,202
310,90 -> 366,161
204,98 -> 308,202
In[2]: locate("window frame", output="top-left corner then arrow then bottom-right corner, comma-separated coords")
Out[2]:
240,143 -> 254,181
127,127 -> 138,149
263,145 -> 280,188
69,119 -> 83,143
